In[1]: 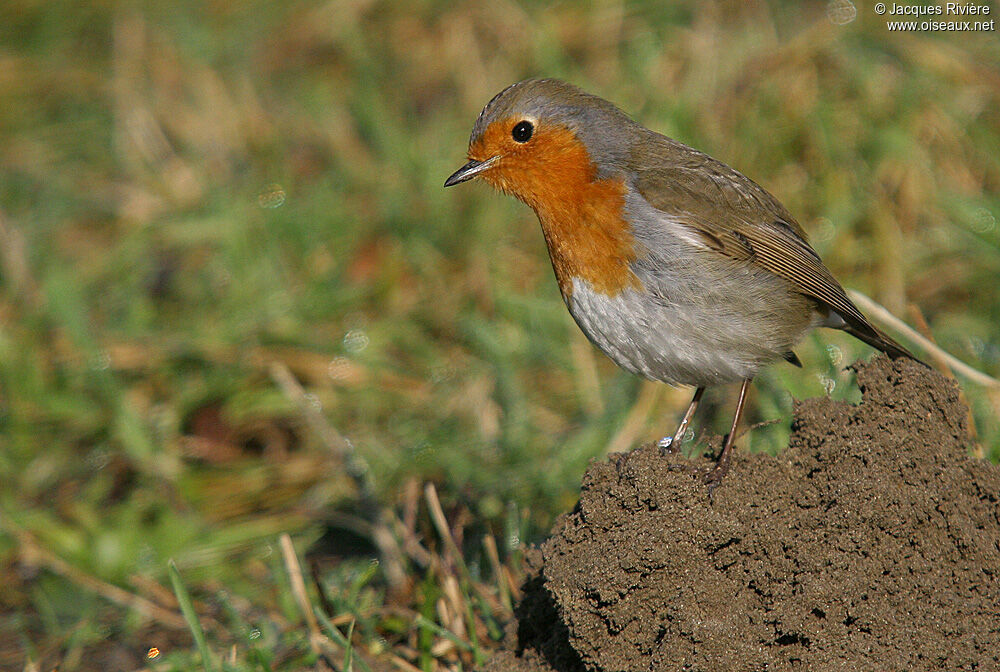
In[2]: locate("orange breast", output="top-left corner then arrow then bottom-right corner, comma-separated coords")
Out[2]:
535,176 -> 641,299
471,122 -> 641,299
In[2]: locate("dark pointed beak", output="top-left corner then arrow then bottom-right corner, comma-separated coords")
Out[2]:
443,156 -> 499,187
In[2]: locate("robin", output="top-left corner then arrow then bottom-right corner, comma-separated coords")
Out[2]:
445,79 -> 920,484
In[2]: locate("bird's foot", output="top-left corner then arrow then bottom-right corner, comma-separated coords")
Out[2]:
657,435 -> 680,456
703,450 -> 733,499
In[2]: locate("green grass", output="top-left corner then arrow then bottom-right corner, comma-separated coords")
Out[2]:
1,1 -> 998,669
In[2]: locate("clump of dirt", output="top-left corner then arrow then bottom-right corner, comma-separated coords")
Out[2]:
483,356 -> 1000,672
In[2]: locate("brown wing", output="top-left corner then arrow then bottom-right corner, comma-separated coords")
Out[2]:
631,140 -> 918,361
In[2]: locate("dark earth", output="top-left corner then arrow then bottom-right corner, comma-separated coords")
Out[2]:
482,356 -> 1000,671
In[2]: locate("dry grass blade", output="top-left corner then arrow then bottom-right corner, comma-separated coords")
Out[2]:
269,361 -> 353,455
423,483 -> 468,578
422,483 -> 495,664
270,361 -> 408,587
847,290 -> 1000,388
482,534 -> 511,612
278,533 -> 322,655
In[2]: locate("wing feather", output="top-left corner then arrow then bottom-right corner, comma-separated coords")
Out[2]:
630,139 -> 917,361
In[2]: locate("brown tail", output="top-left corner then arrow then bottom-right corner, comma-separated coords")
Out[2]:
840,320 -> 924,364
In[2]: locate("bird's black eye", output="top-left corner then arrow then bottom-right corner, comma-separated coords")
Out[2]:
512,120 -> 534,143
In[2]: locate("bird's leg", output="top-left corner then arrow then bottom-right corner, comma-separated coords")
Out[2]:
659,387 -> 705,455
705,378 -> 751,488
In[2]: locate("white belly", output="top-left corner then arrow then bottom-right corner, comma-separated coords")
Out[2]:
566,275 -> 816,388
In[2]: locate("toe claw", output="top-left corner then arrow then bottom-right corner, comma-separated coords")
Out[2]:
657,436 -> 677,456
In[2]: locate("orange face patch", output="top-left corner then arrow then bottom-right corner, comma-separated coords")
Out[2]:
469,119 -> 641,299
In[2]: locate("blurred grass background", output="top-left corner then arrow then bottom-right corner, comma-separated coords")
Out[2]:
1,0 -> 998,669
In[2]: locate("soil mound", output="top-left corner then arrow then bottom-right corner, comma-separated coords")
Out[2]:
483,356 -> 1000,671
